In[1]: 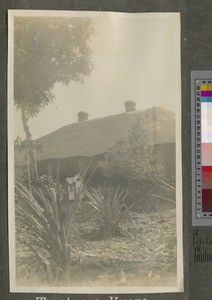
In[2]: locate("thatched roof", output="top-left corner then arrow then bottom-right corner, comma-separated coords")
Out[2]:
16,106 -> 175,164
36,106 -> 175,160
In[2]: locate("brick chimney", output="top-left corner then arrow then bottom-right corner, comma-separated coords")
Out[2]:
124,100 -> 136,112
77,111 -> 89,122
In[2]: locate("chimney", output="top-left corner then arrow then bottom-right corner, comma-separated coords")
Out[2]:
124,100 -> 136,112
77,111 -> 89,122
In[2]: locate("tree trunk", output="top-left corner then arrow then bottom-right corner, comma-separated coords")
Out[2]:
56,160 -> 61,185
21,109 -> 38,182
47,160 -> 53,177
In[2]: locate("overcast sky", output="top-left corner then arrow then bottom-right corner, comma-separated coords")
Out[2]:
13,12 -> 180,139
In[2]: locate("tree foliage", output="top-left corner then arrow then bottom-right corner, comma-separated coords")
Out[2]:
14,16 -> 94,181
14,16 -> 94,119
99,117 -> 165,186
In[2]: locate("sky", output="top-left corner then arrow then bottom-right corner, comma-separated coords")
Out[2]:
13,12 -> 180,139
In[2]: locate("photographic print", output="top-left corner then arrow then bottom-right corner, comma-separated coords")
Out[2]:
8,10 -> 183,293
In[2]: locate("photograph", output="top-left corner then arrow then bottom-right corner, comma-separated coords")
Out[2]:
8,10 -> 183,294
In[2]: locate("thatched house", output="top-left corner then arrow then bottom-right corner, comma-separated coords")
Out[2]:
16,101 -> 176,184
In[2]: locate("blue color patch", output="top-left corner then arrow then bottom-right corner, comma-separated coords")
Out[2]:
201,97 -> 212,102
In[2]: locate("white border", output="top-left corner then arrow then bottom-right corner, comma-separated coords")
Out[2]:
8,10 -> 183,294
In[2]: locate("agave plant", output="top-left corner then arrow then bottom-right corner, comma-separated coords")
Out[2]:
148,179 -> 176,204
85,185 -> 129,237
15,179 -> 86,284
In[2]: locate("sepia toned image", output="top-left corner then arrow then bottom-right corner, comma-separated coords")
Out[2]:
8,10 -> 183,293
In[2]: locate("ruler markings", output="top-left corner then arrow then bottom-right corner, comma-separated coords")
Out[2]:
194,250 -> 212,263
193,229 -> 212,262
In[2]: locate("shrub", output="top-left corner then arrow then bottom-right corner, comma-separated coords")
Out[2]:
85,185 -> 129,237
98,118 -> 165,186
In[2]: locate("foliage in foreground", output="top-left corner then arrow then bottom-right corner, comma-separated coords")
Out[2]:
15,180 -> 85,284
15,179 -> 177,287
85,185 -> 129,236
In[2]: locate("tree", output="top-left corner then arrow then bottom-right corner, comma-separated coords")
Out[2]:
98,118 -> 168,210
14,16 -> 94,181
98,117 -> 178,211
99,117 -> 165,186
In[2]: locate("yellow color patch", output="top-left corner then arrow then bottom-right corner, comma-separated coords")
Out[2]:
201,84 -> 212,91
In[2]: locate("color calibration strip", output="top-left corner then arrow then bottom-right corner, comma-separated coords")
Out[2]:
192,71 -> 212,226
195,78 -> 212,222
200,83 -> 212,213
